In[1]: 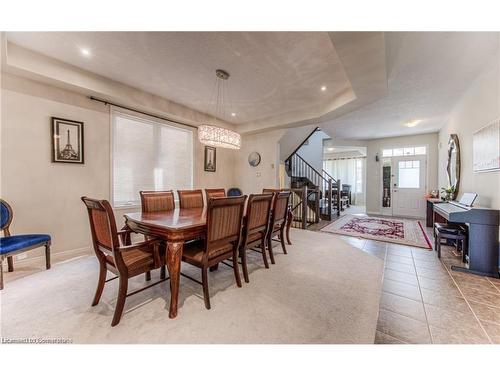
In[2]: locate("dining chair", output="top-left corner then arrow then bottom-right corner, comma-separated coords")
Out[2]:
140,190 -> 175,212
81,197 -> 167,326
204,188 -> 227,273
177,189 -> 204,209
262,188 -> 281,194
239,193 -> 274,283
205,188 -> 226,202
262,188 -> 293,246
0,199 -> 51,290
180,195 -> 247,309
267,191 -> 291,264
139,190 -> 173,279
227,187 -> 243,197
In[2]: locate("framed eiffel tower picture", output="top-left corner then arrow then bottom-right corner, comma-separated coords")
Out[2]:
51,117 -> 84,164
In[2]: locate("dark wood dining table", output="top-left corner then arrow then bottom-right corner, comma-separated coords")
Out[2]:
125,207 -> 207,319
124,204 -> 293,319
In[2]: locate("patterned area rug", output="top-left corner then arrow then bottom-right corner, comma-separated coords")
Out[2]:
321,214 -> 432,249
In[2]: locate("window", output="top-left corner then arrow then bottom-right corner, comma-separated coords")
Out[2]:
382,149 -> 393,157
414,146 -> 426,155
398,160 -> 420,188
323,157 -> 365,204
112,112 -> 193,207
403,147 -> 414,156
382,146 -> 426,157
355,159 -> 363,193
393,148 -> 404,156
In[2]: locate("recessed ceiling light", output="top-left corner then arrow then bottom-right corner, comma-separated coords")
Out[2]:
231,112 -> 236,117
327,147 -> 335,152
321,86 -> 327,91
405,120 -> 421,128
80,48 -> 91,57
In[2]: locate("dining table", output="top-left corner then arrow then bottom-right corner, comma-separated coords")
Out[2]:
124,207 -> 207,318
124,204 -> 293,319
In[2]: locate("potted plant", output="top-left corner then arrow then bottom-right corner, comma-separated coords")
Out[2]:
440,186 -> 456,202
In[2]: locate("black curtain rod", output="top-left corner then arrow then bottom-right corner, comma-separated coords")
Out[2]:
89,96 -> 199,129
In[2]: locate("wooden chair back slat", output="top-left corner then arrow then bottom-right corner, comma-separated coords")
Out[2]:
271,191 -> 291,225
205,188 -> 226,202
262,188 -> 281,194
178,189 -> 204,209
206,196 -> 246,259
246,194 -> 273,233
81,197 -> 122,263
140,190 -> 175,212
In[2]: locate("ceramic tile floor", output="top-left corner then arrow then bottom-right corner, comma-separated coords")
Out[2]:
337,233 -> 500,344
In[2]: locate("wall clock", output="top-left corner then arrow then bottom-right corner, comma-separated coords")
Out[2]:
248,152 -> 261,167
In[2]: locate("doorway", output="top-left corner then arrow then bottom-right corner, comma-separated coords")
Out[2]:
380,150 -> 427,218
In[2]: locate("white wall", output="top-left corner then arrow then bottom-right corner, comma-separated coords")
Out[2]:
278,124 -> 318,162
1,74 -> 236,260
296,130 -> 329,172
438,59 -> 500,209
365,133 -> 440,215
234,129 -> 284,195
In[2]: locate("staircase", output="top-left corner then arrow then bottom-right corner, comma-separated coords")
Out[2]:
284,128 -> 341,229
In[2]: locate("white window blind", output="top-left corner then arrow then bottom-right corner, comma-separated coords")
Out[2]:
112,112 -> 193,207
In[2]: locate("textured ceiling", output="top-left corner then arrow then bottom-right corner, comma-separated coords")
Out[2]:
5,31 -> 354,127
320,32 -> 499,140
4,32 -> 494,140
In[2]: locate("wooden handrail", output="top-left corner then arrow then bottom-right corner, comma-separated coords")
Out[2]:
292,154 -> 334,185
284,127 -> 320,162
322,169 -> 335,181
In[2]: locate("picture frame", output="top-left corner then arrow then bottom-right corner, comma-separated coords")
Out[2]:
473,119 -> 500,173
204,146 -> 216,172
51,117 -> 84,164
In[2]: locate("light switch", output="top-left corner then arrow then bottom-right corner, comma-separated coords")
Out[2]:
256,172 -> 261,177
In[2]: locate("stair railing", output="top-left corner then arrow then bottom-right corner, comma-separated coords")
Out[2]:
323,169 -> 342,215
290,185 -> 321,229
285,153 -> 341,223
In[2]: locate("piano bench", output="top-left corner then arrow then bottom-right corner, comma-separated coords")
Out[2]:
434,223 -> 467,260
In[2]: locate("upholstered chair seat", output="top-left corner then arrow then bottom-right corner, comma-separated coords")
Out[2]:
0,234 -> 51,254
104,246 -> 162,276
182,240 -> 233,264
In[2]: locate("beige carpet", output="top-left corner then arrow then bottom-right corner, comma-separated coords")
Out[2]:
0,229 -> 383,344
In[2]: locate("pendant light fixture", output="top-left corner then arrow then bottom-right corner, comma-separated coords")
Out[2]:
198,69 -> 241,150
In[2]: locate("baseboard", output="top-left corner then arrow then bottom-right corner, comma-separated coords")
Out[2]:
2,246 -> 92,270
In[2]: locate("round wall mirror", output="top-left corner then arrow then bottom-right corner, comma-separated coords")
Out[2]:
446,134 -> 461,200
248,152 -> 261,167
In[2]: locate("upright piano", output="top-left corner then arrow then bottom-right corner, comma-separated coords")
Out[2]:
433,201 -> 500,278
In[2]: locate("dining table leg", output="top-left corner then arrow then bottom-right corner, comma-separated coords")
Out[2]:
166,240 -> 184,319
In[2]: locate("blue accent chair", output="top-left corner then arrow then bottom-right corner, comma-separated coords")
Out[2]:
0,199 -> 51,290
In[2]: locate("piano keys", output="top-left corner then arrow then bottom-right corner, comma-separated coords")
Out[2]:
433,201 -> 500,278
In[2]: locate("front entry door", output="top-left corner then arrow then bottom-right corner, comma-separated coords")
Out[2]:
392,155 -> 427,218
